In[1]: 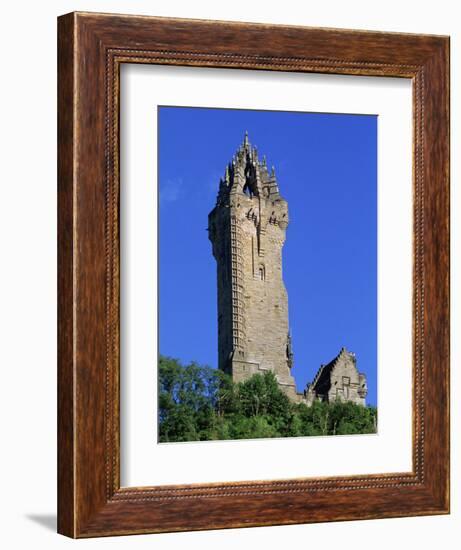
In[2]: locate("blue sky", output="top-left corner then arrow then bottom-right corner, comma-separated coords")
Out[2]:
158,106 -> 377,406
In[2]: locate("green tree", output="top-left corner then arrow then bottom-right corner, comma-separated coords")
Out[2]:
158,355 -> 377,442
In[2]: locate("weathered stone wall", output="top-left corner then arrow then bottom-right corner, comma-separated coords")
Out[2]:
209,209 -> 234,375
238,197 -> 296,392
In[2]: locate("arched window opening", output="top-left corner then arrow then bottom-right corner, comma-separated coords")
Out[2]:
258,264 -> 265,281
243,177 -> 258,198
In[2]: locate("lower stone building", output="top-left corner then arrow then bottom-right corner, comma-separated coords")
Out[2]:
304,347 -> 368,406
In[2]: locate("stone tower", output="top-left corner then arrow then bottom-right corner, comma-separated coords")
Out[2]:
208,132 -> 299,401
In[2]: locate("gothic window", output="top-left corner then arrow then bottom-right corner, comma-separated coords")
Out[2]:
258,264 -> 265,281
243,182 -> 253,197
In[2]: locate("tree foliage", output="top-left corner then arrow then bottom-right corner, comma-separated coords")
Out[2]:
158,356 -> 377,442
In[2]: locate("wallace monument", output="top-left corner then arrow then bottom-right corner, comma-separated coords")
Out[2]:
208,133 -> 368,406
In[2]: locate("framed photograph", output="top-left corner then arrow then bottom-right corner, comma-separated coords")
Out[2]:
58,12 -> 450,537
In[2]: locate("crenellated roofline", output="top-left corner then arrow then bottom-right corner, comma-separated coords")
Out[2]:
215,132 -> 284,206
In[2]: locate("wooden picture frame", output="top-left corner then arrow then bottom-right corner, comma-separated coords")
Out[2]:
57,12 -> 450,538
